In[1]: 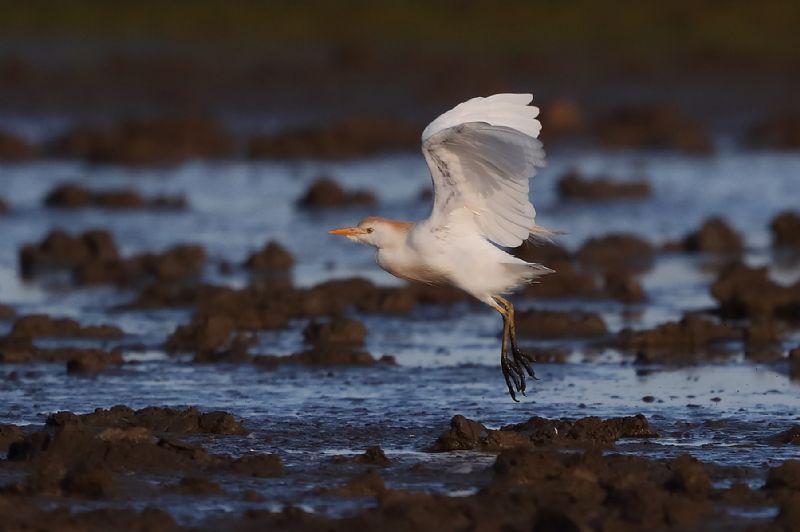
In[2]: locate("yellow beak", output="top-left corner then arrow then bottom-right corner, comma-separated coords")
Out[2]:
328,227 -> 366,236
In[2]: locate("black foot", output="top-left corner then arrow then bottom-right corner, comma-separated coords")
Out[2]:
501,346 -> 537,401
512,345 -> 537,380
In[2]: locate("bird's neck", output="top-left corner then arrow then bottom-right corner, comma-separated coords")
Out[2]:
375,220 -> 414,250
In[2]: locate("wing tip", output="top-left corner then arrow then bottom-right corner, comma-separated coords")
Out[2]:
486,93 -> 534,104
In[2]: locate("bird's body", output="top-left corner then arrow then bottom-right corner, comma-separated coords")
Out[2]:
330,93 -> 552,400
376,216 -> 547,299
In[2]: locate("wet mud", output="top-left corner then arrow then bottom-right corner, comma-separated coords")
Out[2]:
44,183 -> 187,211
557,170 -> 651,201
248,117 -> 419,159
594,104 -> 713,153
52,116 -> 233,165
20,229 -> 206,286
3,406 -> 798,531
297,177 -> 377,209
772,211 -> 800,249
1,48 -> 799,530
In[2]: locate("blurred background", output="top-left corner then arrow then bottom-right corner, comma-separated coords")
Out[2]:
1,1 -> 800,528
2,0 -> 799,128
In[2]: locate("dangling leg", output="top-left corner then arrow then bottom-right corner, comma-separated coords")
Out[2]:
495,296 -> 537,383
490,297 -> 527,401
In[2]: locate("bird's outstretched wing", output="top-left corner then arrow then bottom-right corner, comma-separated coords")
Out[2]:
421,93 -> 545,248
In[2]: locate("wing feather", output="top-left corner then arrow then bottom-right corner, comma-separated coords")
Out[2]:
421,94 -> 546,247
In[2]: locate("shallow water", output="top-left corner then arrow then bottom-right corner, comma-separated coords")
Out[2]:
0,141 -> 799,521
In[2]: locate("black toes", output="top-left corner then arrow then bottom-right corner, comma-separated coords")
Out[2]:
501,356 -> 520,402
501,346 -> 538,400
513,346 -> 537,378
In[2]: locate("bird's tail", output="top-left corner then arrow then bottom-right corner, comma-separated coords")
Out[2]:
527,223 -> 566,244
501,262 -> 555,287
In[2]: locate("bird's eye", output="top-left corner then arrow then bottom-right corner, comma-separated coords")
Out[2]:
366,228 -> 374,234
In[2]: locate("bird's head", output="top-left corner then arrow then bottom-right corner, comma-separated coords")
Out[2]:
328,216 -> 412,249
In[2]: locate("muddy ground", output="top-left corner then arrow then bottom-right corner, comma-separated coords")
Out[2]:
1,154 -> 798,530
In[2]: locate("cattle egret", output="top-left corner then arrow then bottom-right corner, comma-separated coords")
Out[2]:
329,93 -> 553,401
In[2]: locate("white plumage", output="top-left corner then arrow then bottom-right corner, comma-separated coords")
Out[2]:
329,93 -> 553,400
421,93 -> 546,248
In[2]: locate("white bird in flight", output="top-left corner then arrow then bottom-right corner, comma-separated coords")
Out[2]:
329,93 -> 553,401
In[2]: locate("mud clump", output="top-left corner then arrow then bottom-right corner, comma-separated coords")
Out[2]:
746,113 -> 800,150
163,286 -> 296,331
617,313 -> 742,363
577,233 -> 655,274
248,116 -> 418,159
521,346 -> 571,364
540,99 -> 585,140
744,317 -> 785,361
66,350 -> 125,375
8,424 -> 207,495
666,454 -> 712,498
506,453 -> 670,519
769,426 -> 800,445
0,304 -> 16,320
131,277 -> 465,345
20,229 -> 205,286
44,183 -> 186,210
52,115 -> 233,164
594,104 -> 713,153
0,424 -> 24,452
513,240 -> 572,268
19,229 -> 119,278
331,446 -> 390,466
603,271 -> 647,302
165,476 -> 223,495
303,317 -> 367,347
429,415 -> 498,451
191,333 -> 255,364
78,244 -> 206,286
353,286 -> 417,314
557,170 -> 651,200
515,241 -> 646,302
0,335 -> 123,368
774,493 -> 800,530
493,449 -> 713,528
333,470 -> 387,497
165,312 -> 381,366
166,315 -> 236,354
297,177 -> 377,208
244,241 -> 294,271
790,347 -> 800,380
429,413 -> 657,452
218,446 -> 740,531
515,309 -> 607,339
46,405 -> 248,435
765,460 -> 800,492
771,211 -> 800,248
6,410 -> 281,501
711,263 -> 800,319
522,260 -> 603,299
0,130 -> 36,161
8,314 -> 123,339
408,283 -> 472,305
0,504 -> 180,532
680,216 -> 744,255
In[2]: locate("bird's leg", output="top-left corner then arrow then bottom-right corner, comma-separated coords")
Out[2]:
501,308 -> 522,401
495,297 -> 537,382
492,299 -> 526,401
